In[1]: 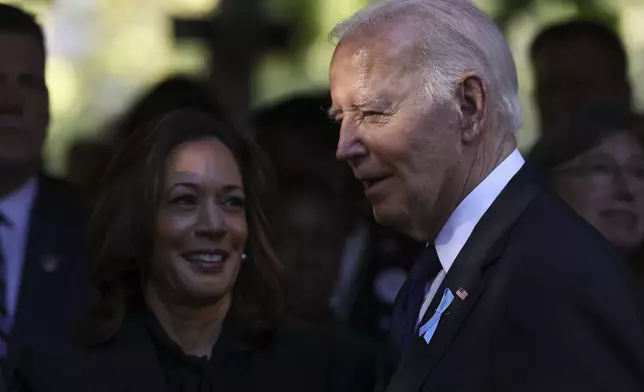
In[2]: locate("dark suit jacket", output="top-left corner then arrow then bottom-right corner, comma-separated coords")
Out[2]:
14,310 -> 378,392
0,364 -> 10,392
7,175 -> 90,374
386,166 -> 644,392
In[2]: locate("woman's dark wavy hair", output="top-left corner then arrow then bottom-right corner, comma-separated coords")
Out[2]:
529,105 -> 644,171
85,108 -> 282,345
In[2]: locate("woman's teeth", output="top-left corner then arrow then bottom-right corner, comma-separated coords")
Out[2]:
189,253 -> 223,263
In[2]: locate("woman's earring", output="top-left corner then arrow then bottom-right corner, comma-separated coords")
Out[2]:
241,253 -> 248,262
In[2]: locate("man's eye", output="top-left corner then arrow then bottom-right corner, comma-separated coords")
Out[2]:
587,163 -> 612,173
20,75 -> 45,89
362,111 -> 386,123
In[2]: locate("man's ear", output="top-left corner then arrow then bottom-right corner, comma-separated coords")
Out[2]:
455,72 -> 486,143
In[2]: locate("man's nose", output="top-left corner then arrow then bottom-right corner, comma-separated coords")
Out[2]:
612,169 -> 636,201
336,122 -> 368,162
196,202 -> 228,239
0,80 -> 23,114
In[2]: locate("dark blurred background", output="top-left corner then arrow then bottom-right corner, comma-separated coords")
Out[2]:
2,0 -> 640,176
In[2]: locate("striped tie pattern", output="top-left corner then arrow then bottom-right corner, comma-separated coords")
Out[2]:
0,212 -> 8,357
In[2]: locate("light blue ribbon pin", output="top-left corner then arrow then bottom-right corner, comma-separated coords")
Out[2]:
418,288 -> 455,343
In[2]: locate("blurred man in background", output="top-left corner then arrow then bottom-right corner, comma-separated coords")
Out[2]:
0,4 -> 88,374
531,20 -> 632,133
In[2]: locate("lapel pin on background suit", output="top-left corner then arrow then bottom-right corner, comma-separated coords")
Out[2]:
456,287 -> 469,300
40,254 -> 59,273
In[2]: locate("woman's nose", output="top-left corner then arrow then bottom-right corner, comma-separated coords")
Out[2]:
196,202 -> 227,239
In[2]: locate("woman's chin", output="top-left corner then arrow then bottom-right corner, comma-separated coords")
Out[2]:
183,285 -> 231,306
174,273 -> 231,303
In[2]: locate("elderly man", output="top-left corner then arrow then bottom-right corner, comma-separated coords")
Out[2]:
328,1 -> 644,391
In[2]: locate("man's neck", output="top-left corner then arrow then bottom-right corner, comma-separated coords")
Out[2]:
144,283 -> 231,358
0,165 -> 38,199
420,133 -> 517,243
460,133 -> 517,202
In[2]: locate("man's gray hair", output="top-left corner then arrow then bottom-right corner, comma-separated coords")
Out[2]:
329,0 -> 522,133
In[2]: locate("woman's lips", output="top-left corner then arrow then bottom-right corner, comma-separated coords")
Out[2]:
181,250 -> 230,273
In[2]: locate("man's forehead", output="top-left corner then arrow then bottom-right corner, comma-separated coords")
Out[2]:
333,40 -> 417,85
335,22 -> 417,57
0,33 -> 45,66
332,37 -> 374,71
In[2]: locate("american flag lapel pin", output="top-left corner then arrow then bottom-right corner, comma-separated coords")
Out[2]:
41,254 -> 60,273
455,287 -> 469,300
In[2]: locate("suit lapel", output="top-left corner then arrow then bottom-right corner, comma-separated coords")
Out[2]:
9,177 -> 63,367
387,254 -> 487,392
386,165 -> 546,392
9,175 -> 91,371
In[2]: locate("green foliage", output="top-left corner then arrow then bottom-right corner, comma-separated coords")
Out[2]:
495,0 -> 619,31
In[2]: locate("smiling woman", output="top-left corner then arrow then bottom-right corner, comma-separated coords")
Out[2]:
14,108 -> 379,392
86,109 -> 280,347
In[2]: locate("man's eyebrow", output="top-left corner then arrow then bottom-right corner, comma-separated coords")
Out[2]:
327,106 -> 341,119
355,97 -> 393,109
326,97 -> 393,120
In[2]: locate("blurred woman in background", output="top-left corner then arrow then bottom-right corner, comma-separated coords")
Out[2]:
271,174 -> 353,326
15,109 -> 377,392
530,106 -> 644,281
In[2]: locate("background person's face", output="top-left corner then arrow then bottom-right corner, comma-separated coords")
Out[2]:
0,33 -> 49,169
552,131 -> 644,249
273,189 -> 349,302
267,134 -> 349,195
150,138 -> 248,305
329,32 -> 463,241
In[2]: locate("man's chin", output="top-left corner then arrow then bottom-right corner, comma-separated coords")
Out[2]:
372,204 -> 422,240
372,204 -> 399,228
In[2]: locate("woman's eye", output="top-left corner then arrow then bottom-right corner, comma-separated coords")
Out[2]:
222,196 -> 245,210
169,194 -> 198,208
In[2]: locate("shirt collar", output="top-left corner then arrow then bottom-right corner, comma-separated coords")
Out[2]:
0,176 -> 39,229
434,149 -> 524,272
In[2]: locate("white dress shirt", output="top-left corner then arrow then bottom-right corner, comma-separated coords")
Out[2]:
417,150 -> 525,324
0,177 -> 38,324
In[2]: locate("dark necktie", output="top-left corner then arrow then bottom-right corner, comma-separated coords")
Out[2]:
0,212 -> 8,357
389,245 -> 442,361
